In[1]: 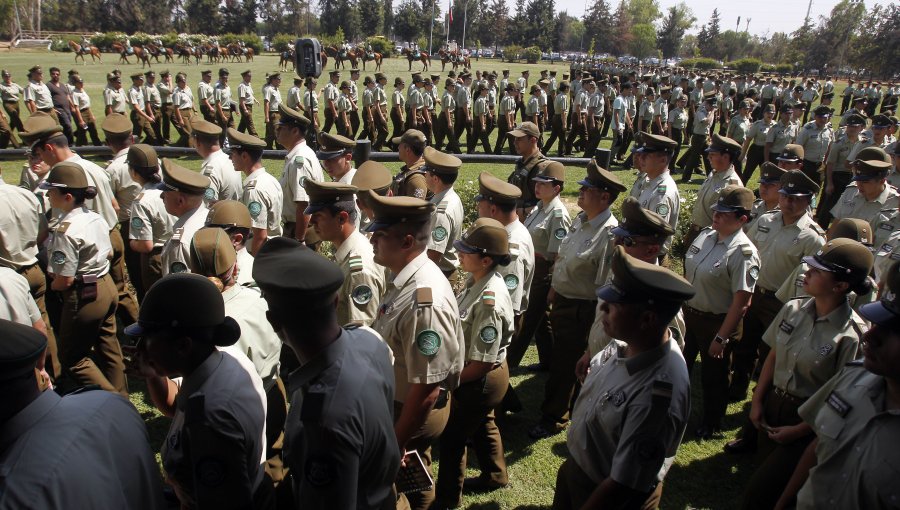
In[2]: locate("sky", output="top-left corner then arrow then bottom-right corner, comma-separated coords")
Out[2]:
551,0 -> 891,37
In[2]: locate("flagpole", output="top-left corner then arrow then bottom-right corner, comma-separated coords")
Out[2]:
429,0 -> 435,55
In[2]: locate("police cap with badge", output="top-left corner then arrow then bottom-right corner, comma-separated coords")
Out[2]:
779,169 -> 820,197
363,192 -> 434,233
711,185 -> 754,214
759,162 -> 786,184
635,132 -> 678,155
316,132 -> 356,160
578,159 -> 626,193
351,161 -> 393,196
206,200 -> 252,230
391,129 -> 426,151
101,113 -> 132,140
803,238 -> 874,286
532,160 -> 566,184
423,146 -> 461,176
453,217 -> 509,260
189,227 -> 237,277
612,197 -> 675,241
278,104 -> 311,128
706,133 -> 743,158
226,128 -> 267,153
851,146 -> 892,182
191,119 -> 223,141
20,113 -> 63,152
475,172 -> 521,206
597,246 -> 695,311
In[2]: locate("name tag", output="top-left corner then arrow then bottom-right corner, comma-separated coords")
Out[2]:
758,226 -> 770,233
826,391 -> 851,417
779,320 -> 794,334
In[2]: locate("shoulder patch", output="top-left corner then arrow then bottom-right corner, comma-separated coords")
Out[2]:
248,201 -> 262,218
482,290 -> 496,306
479,325 -> 499,344
204,187 -> 216,201
130,217 -> 145,230
554,227 -> 567,240
244,180 -> 257,190
55,222 -> 71,234
415,287 -> 433,306
553,209 -> 563,218
50,250 -> 67,265
809,223 -> 826,236
351,285 -> 373,305
305,456 -> 336,487
170,261 -> 188,273
656,203 -> 670,216
432,226 -> 448,242
416,329 -> 442,356
504,273 -> 519,290
294,155 -> 305,166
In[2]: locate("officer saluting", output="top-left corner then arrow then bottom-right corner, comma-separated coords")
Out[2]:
366,192 -> 464,510
553,247 -> 694,509
253,237 -> 399,509
159,158 -> 211,276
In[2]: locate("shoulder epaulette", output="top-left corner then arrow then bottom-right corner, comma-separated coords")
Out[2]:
741,245 -> 754,256
55,222 -> 71,233
482,290 -> 496,306
809,223 -> 826,236
348,255 -> 364,273
415,287 -> 433,306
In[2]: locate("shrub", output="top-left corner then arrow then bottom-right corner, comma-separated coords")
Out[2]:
775,63 -> 794,74
669,190 -> 697,259
365,36 -> 393,57
679,57 -> 719,70
503,45 -> 523,62
92,32 -> 126,51
760,63 -> 776,73
50,35 -> 80,52
272,34 -> 296,53
523,46 -> 541,64
727,58 -> 762,74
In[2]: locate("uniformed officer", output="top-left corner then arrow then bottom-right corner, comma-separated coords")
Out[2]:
736,171 -> 826,400
197,68 -> 216,123
434,78 -> 460,153
531,161 -> 626,439
237,69 -> 259,136
764,104 -> 798,163
679,92 -> 717,182
745,162 -> 786,233
793,105 -> 834,187
42,162 -> 125,396
506,121 -> 549,221
317,131 -> 357,185
494,83 -> 517,155
204,200 -> 256,286
510,161 -> 570,371
277,104 -> 324,241
739,103 -> 777,182
124,274 -> 273,508
391,129 -> 430,199
738,237 -> 873,506
817,113 -> 866,227
390,77 -> 407,146
830,147 -> 899,229
775,261 -> 900,509
156,70 -> 174,145
0,69 -> 25,148
263,72 -> 283,149
70,75 -> 101,146
126,144 -> 175,298
303,179 -> 385,326
469,83 -> 492,153
23,66 -> 54,117
434,219 -> 514,508
685,134 -> 745,247
142,71 -> 164,145
366,192 -> 465,510
253,237 -> 399,509
552,247 -> 694,510
159,158 -> 210,276
171,73 -> 195,147
222,129 -> 282,255
192,119 -> 242,207
351,160 -> 394,232
423,148 -> 464,278
683,185 -> 760,439
630,133 -> 681,257
104,72 -> 128,116
0,319 -> 166,509
127,73 -> 156,144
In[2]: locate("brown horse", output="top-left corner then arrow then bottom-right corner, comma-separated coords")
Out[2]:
325,46 -> 349,70
279,47 -> 295,72
438,49 -> 469,71
357,46 -> 383,71
227,43 -> 253,62
132,45 -> 152,68
402,48 -> 430,72
69,40 -> 102,64
147,43 -> 174,64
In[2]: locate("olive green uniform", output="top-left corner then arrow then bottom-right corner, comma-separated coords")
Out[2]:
629,171 -> 681,254
242,168 -> 284,239
390,159 -> 429,200
686,166 -> 743,245
830,183 -> 900,230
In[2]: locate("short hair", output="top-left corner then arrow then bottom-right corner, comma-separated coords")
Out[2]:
389,219 -> 430,246
49,67 -> 60,74
239,147 -> 264,162
324,200 -> 359,223
429,170 -> 458,186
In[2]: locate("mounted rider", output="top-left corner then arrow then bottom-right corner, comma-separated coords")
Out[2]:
79,35 -> 91,53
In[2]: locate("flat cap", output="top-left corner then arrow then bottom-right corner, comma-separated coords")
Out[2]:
392,129 -> 427,148
206,200 -> 252,229
597,246 -> 695,304
161,158 -> 211,195
453,218 -> 509,258
253,236 -> 345,300
40,161 -> 89,190
316,132 -> 356,160
759,162 -> 787,184
20,113 -> 62,149
124,273 -> 239,346
191,118 -> 223,137
189,227 -> 237,276
508,122 -> 540,138
779,169 -> 819,196
278,104 -> 311,127
813,105 -> 833,116
101,113 -> 133,136
844,113 -> 866,127
302,179 -> 358,214
0,318 -> 48,382
777,144 -> 805,162
858,260 -> 900,327
579,160 -> 626,192
803,238 -> 873,285
829,217 -> 873,246
351,161 -> 393,194
363,191 -> 435,232
872,114 -> 892,127
852,156 -> 892,181
476,172 -> 521,205
711,185 -> 754,213
707,133 -> 743,155
636,132 -> 678,153
130,72 -> 144,80
226,128 -> 266,150
127,144 -> 158,170
612,197 -> 675,238
423,147 -> 461,175
533,160 -> 566,183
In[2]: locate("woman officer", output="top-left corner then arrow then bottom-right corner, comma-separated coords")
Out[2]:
682,185 -> 760,439
390,77 -> 406,149
43,161 -> 125,395
740,238 -> 871,510
434,218 -> 514,509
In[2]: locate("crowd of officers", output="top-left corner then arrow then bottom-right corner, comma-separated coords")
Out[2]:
1,58 -> 900,510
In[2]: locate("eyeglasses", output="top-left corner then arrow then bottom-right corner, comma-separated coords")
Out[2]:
616,235 -> 652,247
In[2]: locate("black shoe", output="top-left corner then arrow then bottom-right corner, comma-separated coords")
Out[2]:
463,476 -> 507,492
723,438 -> 756,455
695,425 -> 723,440
528,423 -> 562,440
525,362 -> 549,373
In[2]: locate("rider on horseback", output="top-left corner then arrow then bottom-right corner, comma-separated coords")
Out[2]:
124,38 -> 134,55
80,35 -> 91,53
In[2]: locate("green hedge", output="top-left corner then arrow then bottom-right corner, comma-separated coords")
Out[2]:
503,45 -> 523,62
679,57 -> 720,70
365,36 -> 393,58
727,58 -> 762,74
523,46 -> 541,64
775,63 -> 794,74
271,34 -> 296,53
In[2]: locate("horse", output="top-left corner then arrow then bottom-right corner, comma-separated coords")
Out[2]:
279,47 -> 295,72
111,42 -> 130,64
325,46 -> 348,70
147,43 -> 174,64
226,43 -> 252,63
68,40 -> 102,64
402,47 -> 430,72
357,46 -> 382,71
438,49 -> 469,71
132,45 -> 152,68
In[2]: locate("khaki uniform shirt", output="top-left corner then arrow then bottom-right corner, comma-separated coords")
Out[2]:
197,81 -> 215,106
302,88 -> 319,113
0,267 -> 41,325
144,83 -> 162,108
235,247 -> 254,287
172,86 -> 194,110
684,228 -> 760,314
71,89 -> 91,111
263,85 -> 281,112
222,284 -> 282,388
668,107 -> 688,130
629,170 -> 680,252
873,210 -> 900,280
242,168 -> 284,238
524,195 -> 571,259
456,273 -> 515,364
161,204 -> 208,275
427,187 -> 464,273
334,230 -> 386,327
128,86 -> 146,111
104,86 -> 127,114
554,93 -> 568,117
796,363 -> 900,509
201,149 -> 243,205
24,80 -> 52,109
500,220 -> 535,314
795,122 -> 834,163
775,261 -> 877,312
728,115 -> 751,144
747,212 -> 826,292
830,184 -> 900,229
370,252 -> 464,403
128,186 -> 175,247
826,135 -> 858,173
0,182 -> 42,270
441,90 -> 456,114
336,94 -> 351,114
551,209 -> 617,300
766,120 -> 799,155
237,82 -> 255,105
213,82 -> 232,109
158,82 -> 173,105
746,119 -> 775,146
568,339 -> 690,491
0,82 -> 24,102
280,141 -> 324,223
391,160 -> 429,200
106,149 -> 141,223
690,166 -> 743,228
692,105 -> 712,135
67,155 -> 118,230
48,207 -> 111,278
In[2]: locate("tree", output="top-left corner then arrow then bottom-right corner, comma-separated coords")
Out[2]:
852,3 -> 899,77
486,0 -> 509,48
393,0 -> 423,42
627,0 -> 659,26
630,22 -> 656,60
356,0 -> 384,36
221,0 -> 254,33
185,0 -> 222,34
508,0 -> 527,45
610,0 -> 632,55
718,30 -> 751,61
384,0 -> 393,37
787,9 -> 815,67
657,2 -> 694,59
697,8 -> 721,59
805,0 -> 866,71
524,0 -> 556,50
583,0 -> 613,53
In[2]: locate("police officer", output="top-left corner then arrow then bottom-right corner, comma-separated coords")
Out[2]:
253,237 -> 399,508
351,160 -> 394,232
104,72 -> 128,116
765,103 -> 798,163
817,113 -> 866,227
237,69 -> 259,136
317,131 -> 357,185
830,147 -> 899,229
42,162 -> 125,395
205,200 -> 256,286
156,70 -> 174,145
390,77 -> 407,146
531,162 -> 626,439
171,73 -> 195,147
128,73 -> 156,144
277,104 -> 323,241
552,247 -> 694,510
746,163 -> 786,232
197,68 -> 216,123
263,72 -> 283,149
0,319 -> 166,509
739,103 -> 777,182
509,161 -> 570,372
794,105 -> 834,186
322,70 -> 341,134
159,158 -> 211,276
679,91 -> 717,182
423,148 -> 464,278
143,71 -> 164,145
434,78 -> 460,153
0,69 -> 25,148
434,219 -> 514,507
506,121 -> 548,221
227,128 -> 283,254
124,274 -> 273,508
683,186 -> 760,439
494,83 -> 517,155
366,192 -> 464,510
391,129 -> 430,199
630,133 -> 682,257
685,134 -> 745,247
23,66 -> 54,117
777,260 -> 900,509
126,144 -> 175,298
303,179 -> 385,326
192,119 -> 242,206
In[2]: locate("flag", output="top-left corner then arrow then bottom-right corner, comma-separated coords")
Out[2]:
449,1 -> 453,23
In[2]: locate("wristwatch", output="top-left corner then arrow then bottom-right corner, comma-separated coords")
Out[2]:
714,335 -> 729,346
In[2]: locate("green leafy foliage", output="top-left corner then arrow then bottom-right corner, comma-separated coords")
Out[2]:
678,57 -> 720,70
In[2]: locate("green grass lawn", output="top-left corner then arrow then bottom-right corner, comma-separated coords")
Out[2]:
0,49 -> 790,509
